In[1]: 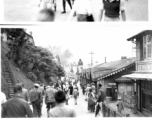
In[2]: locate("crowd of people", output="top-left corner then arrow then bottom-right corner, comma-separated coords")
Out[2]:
1,78 -> 80,118
37,0 -> 128,22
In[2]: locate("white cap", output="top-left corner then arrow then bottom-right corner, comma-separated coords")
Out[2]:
118,96 -> 122,100
34,83 -> 40,87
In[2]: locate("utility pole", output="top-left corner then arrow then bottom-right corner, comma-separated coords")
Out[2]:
89,51 -> 94,68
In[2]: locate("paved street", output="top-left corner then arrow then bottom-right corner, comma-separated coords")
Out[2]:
4,0 -> 148,22
32,83 -> 96,118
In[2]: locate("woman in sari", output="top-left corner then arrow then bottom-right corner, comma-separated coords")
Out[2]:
88,88 -> 96,112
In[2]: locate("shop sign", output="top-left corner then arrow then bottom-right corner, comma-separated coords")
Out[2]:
138,63 -> 152,71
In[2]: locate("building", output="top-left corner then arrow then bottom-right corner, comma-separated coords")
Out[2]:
123,30 -> 152,116
80,57 -> 136,105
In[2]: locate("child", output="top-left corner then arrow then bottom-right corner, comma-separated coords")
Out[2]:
116,96 -> 124,114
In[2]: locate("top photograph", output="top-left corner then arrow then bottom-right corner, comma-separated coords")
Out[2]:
3,0 -> 149,22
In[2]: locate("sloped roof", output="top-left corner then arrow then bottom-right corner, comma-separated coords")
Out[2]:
127,30 -> 152,41
93,58 -> 136,80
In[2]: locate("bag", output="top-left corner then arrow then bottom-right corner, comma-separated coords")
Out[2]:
88,97 -> 96,106
87,14 -> 94,22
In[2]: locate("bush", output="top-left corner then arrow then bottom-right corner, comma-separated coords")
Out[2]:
27,72 -> 37,81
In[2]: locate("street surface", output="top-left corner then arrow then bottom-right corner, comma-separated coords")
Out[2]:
4,0 -> 148,22
30,83 -> 96,118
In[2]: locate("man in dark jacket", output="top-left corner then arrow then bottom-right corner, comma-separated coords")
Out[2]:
2,83 -> 33,118
95,84 -> 105,117
29,83 -> 43,118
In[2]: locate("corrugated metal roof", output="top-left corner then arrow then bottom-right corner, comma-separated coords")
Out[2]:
93,58 -> 136,80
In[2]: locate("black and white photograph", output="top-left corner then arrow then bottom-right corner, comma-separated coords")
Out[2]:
0,0 -> 152,119
1,24 -> 152,118
2,0 -> 149,22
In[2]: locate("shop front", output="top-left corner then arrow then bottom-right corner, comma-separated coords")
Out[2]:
123,62 -> 152,116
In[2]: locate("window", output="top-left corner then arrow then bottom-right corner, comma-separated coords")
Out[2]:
143,35 -> 152,60
142,90 -> 152,112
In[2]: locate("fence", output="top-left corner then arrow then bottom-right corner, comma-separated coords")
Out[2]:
102,102 -> 130,117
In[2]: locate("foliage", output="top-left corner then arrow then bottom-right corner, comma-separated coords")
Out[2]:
27,72 -> 37,81
3,28 -> 65,83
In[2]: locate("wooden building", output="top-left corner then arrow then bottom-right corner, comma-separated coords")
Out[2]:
123,30 -> 152,116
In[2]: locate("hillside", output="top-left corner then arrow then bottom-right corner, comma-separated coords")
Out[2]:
1,41 -> 34,98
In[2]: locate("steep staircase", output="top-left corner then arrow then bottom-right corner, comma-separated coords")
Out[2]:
2,54 -> 15,98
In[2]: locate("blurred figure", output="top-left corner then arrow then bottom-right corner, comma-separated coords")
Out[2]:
61,0 -> 72,14
85,84 -> 91,101
99,0 -> 126,21
67,0 -> 94,22
29,83 -> 43,118
73,87 -> 79,105
37,9 -> 55,22
20,83 -> 29,102
48,91 -> 76,117
1,91 -> 7,117
68,84 -> 74,98
38,0 -> 57,11
45,82 -> 57,117
2,83 -> 33,118
132,92 -> 137,114
91,83 -> 96,95
1,91 -> 7,105
95,84 -> 105,117
116,96 -> 124,114
88,88 -> 96,112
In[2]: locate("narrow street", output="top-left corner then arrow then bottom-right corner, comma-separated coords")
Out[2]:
36,83 -> 96,118
4,0 -> 148,22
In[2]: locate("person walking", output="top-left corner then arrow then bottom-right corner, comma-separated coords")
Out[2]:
73,87 -> 79,105
29,83 -> 43,118
86,84 -> 91,101
45,82 -> 57,117
20,83 -> 29,102
95,84 -> 106,117
67,0 -> 94,22
116,96 -> 124,114
48,91 -> 76,117
38,0 -> 57,11
68,84 -> 74,98
132,92 -> 137,114
99,0 -> 126,21
88,88 -> 96,112
61,0 -> 72,14
2,83 -> 33,118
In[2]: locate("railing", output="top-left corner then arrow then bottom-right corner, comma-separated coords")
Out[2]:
102,102 -> 130,117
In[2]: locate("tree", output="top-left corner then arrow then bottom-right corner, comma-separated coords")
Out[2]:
3,28 -> 65,84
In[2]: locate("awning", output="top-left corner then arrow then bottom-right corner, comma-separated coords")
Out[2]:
115,77 -> 132,82
122,73 -> 152,80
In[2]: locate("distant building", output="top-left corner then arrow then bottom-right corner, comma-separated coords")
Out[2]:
80,57 -> 136,104
123,30 -> 152,116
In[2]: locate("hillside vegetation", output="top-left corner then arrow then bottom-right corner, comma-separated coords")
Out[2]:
1,28 -> 65,98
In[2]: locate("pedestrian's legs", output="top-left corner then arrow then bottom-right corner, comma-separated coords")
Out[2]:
74,97 -> 77,105
62,0 -> 66,12
66,0 -> 72,9
32,104 -> 38,117
37,103 -> 41,118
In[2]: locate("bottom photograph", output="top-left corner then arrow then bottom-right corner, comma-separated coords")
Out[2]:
1,25 -> 152,117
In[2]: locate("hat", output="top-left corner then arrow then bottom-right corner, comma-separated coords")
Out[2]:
118,96 -> 122,100
34,83 -> 40,87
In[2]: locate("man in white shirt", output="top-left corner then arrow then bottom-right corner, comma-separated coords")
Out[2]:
1,92 -> 7,105
48,91 -> 76,117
